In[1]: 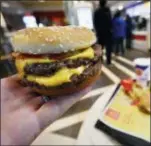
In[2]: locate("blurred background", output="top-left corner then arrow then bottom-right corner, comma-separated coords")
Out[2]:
0,0 -> 150,78
0,0 -> 150,145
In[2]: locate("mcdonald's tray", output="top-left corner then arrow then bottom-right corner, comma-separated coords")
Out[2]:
95,120 -> 150,146
95,83 -> 150,146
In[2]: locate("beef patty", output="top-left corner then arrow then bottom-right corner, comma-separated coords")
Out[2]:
24,56 -> 100,76
21,59 -> 101,90
24,46 -> 101,76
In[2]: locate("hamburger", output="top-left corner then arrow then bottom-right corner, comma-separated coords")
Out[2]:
11,26 -> 102,96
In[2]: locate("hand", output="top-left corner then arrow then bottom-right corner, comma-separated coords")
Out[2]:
1,75 -> 91,145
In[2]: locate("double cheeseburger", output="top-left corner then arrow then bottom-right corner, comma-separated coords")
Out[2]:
11,26 -> 102,96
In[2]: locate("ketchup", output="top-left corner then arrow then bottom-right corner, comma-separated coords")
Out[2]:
121,79 -> 133,92
15,52 -> 69,60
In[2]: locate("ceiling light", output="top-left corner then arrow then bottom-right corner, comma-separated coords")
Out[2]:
74,1 -> 79,4
2,2 -> 9,8
118,5 -> 123,10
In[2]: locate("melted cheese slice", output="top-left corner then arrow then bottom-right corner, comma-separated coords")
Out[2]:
68,47 -> 94,59
16,47 -> 94,86
16,47 -> 94,74
27,66 -> 85,86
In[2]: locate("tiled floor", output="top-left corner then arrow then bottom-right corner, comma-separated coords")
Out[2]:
62,94 -> 101,119
124,49 -> 150,61
32,49 -> 150,145
54,122 -> 83,139
1,49 -> 150,145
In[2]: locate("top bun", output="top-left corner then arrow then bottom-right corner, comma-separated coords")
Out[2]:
11,26 -> 96,54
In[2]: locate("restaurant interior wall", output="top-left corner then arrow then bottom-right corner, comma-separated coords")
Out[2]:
33,11 -> 65,26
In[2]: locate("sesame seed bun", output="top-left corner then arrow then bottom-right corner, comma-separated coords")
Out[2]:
11,26 -> 96,54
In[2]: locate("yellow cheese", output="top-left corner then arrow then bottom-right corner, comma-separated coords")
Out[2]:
27,66 -> 85,86
68,47 -> 94,59
16,47 -> 94,73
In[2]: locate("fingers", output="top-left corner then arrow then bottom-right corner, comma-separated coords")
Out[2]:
1,75 -> 40,112
2,75 -> 33,95
26,96 -> 44,111
1,75 -> 24,101
36,87 -> 91,130
1,75 -> 20,89
1,74 -> 36,102
3,89 -> 37,112
14,87 -> 35,100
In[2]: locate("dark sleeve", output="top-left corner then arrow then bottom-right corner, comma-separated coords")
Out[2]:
93,11 -> 97,32
130,19 -> 133,30
108,8 -> 112,30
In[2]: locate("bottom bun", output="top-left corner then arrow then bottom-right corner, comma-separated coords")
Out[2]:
32,71 -> 101,96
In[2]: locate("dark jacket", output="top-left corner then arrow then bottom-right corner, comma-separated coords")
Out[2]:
93,7 -> 112,44
126,16 -> 133,38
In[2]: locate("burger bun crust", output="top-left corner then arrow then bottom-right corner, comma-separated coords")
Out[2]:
11,26 -> 96,54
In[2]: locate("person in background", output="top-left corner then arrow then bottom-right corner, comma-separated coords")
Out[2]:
93,0 -> 112,65
112,10 -> 126,55
126,14 -> 133,49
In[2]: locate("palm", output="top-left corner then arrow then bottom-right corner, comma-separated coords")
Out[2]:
1,75 -> 90,145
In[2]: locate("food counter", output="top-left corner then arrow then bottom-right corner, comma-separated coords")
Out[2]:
132,30 -> 149,51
